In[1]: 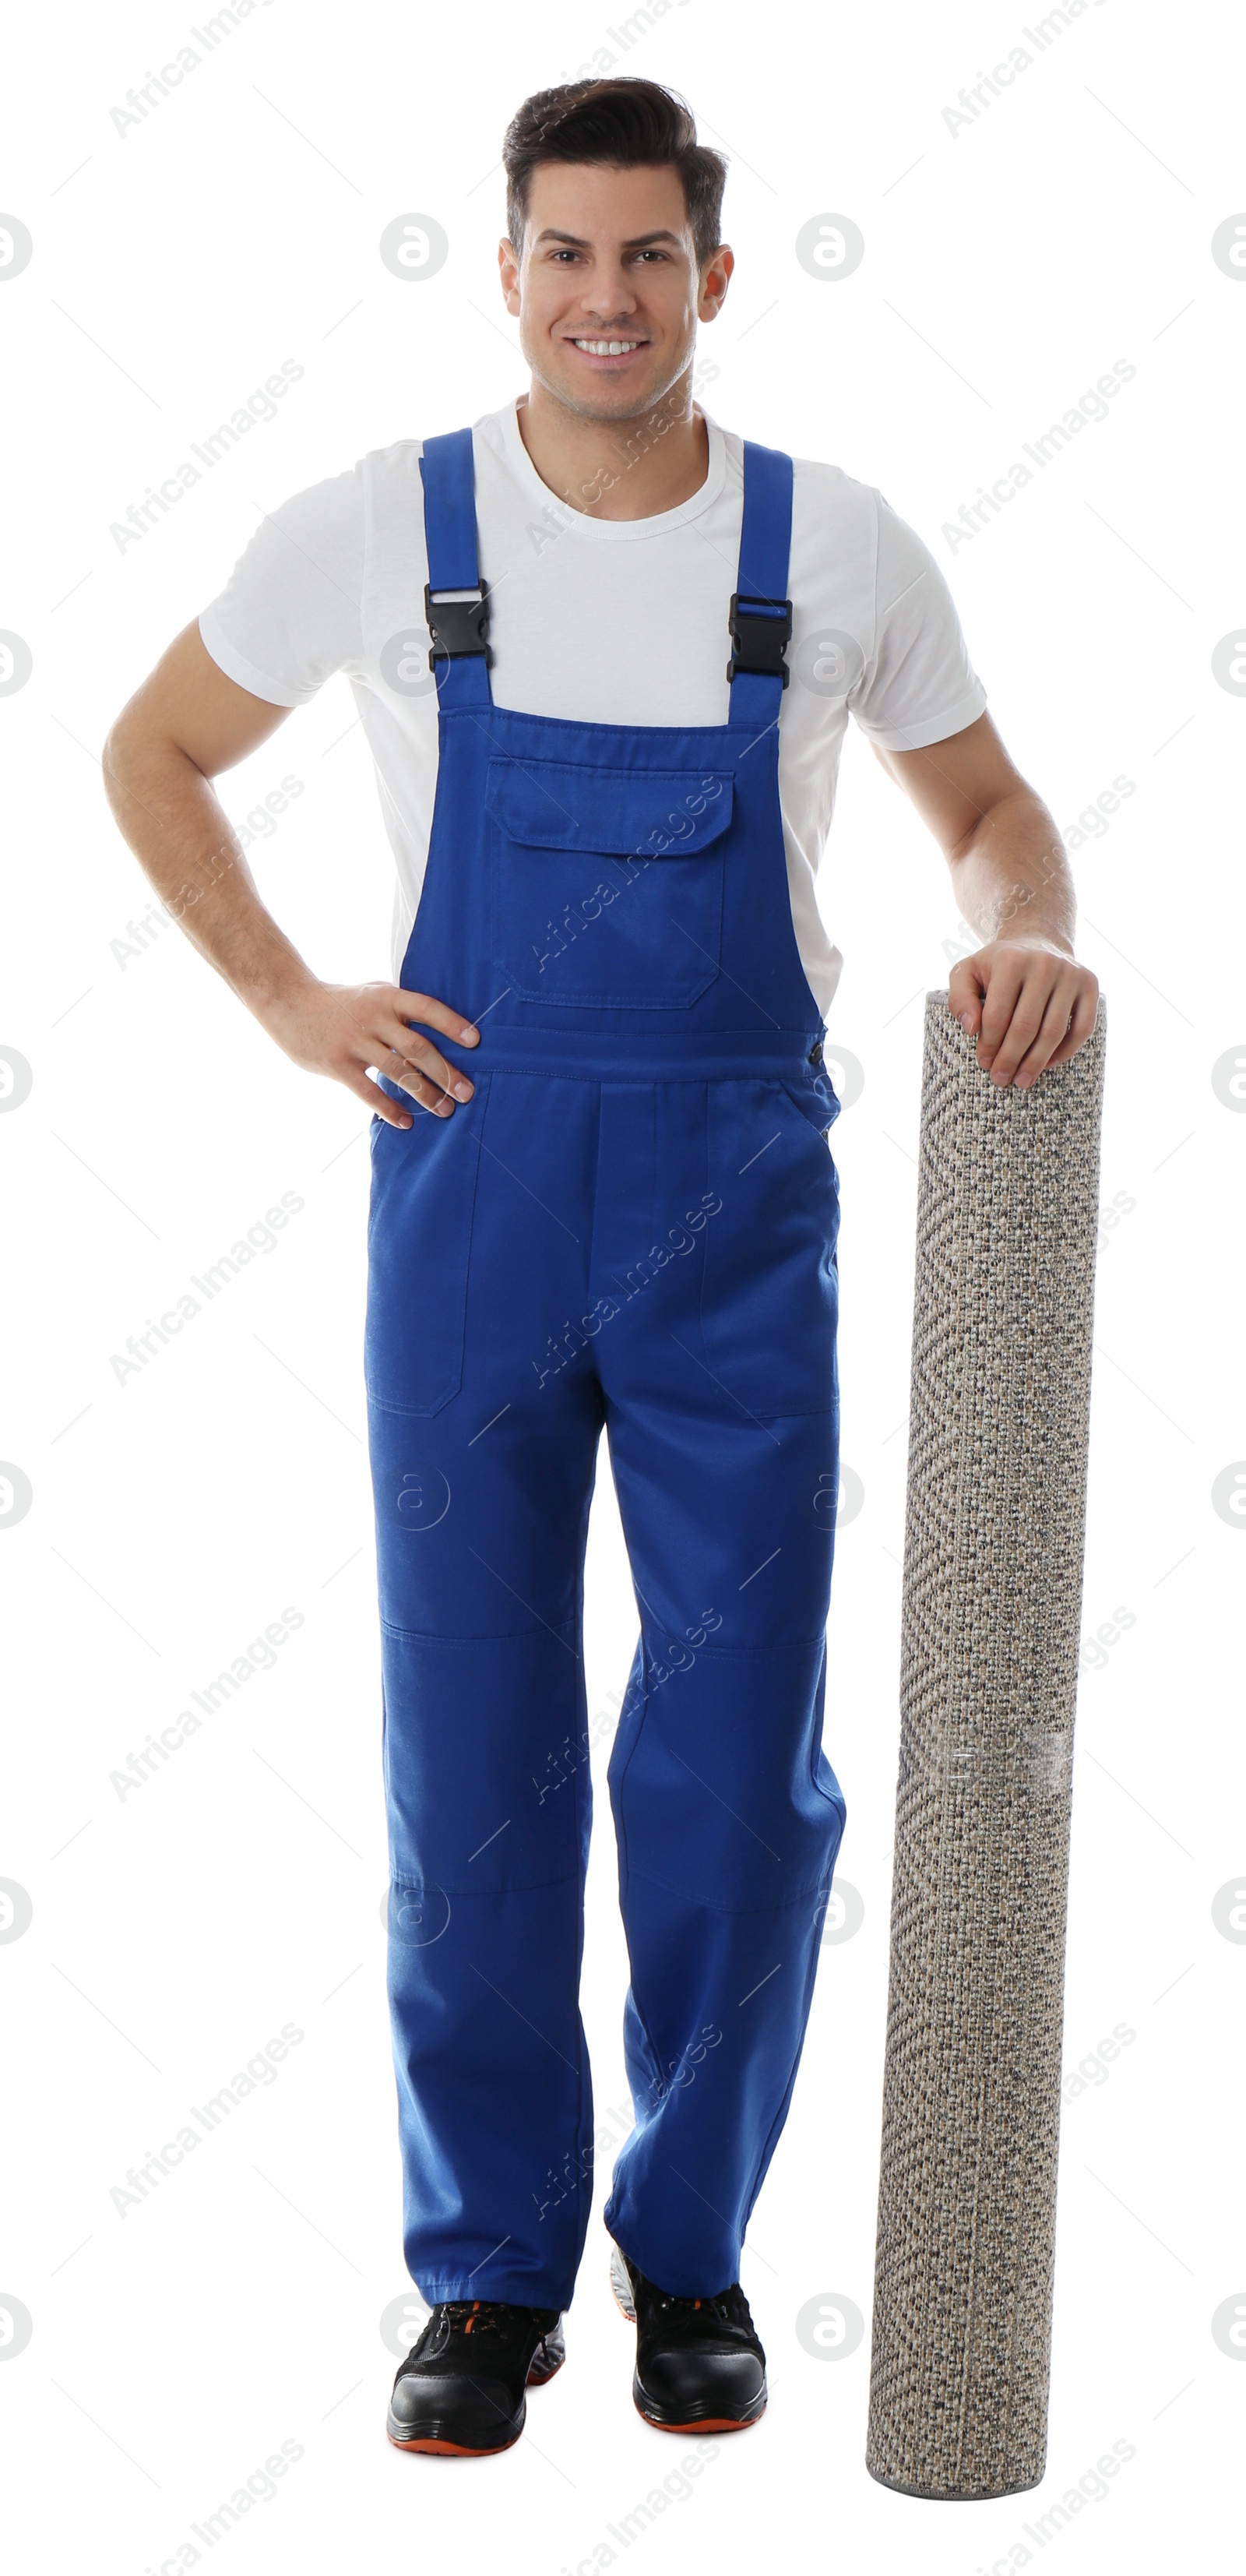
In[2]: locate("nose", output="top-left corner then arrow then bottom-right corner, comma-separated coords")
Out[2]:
578,270 -> 639,323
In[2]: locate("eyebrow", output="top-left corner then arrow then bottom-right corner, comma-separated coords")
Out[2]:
531,227 -> 685,249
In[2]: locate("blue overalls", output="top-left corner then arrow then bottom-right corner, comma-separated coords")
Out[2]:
368,427 -> 847,2307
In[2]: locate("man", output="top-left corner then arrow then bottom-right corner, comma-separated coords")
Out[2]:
103,77 -> 1099,2458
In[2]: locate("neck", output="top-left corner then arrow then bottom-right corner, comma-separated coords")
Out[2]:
516,376 -> 709,522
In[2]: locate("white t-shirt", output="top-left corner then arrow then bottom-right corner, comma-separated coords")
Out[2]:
199,398 -> 987,1015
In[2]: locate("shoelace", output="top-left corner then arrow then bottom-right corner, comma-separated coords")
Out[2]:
653,2285 -> 751,2332
435,2299 -> 509,2340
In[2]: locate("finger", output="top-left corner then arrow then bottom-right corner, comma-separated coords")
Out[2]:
947,957 -> 986,1036
982,968 -> 1056,1086
408,1075 -> 456,1117
345,1073 -> 413,1130
386,994 -> 478,1099
1046,977 -> 1100,1066
986,958 -> 1097,1084
1009,974 -> 1082,1087
332,1005 -> 456,1104
347,1051 -> 453,1123
382,1021 -> 473,1101
395,987 -> 480,1045
386,1062 -> 456,1116
975,958 -> 1028,1068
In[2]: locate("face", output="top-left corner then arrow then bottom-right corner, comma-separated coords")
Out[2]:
499,160 -> 731,424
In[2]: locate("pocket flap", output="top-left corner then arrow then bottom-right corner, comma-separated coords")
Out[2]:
484,757 -> 734,858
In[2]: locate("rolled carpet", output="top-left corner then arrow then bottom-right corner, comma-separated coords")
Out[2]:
865,992 -> 1107,2500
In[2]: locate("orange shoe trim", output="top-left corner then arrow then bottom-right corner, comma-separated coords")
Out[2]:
642,2411 -> 765,2436
387,2430 -> 518,2457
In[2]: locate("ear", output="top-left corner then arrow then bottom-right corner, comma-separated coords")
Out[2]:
698,243 -> 734,321
498,236 -> 521,315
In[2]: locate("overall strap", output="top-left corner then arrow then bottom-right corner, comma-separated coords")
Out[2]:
418,428 -> 493,710
727,440 -> 794,728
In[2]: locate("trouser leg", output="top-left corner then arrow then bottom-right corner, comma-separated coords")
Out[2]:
601,1411 -> 846,2296
598,1080 -> 847,2296
368,1076 -> 605,2307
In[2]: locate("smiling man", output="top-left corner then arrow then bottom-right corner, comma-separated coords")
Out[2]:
103,78 -> 1098,2460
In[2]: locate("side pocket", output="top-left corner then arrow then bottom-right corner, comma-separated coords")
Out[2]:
700,1080 -> 840,1418
780,1073 -> 839,1138
364,1080 -> 488,1415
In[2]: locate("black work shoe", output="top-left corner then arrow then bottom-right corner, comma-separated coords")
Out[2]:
386,2299 -> 565,2455
610,2243 -> 767,2433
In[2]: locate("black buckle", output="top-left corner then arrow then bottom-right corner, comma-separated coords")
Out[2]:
726,592 -> 793,687
424,581 -> 491,668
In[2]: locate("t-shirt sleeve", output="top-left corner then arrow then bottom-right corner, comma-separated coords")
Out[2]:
849,492 -> 988,751
197,464 -> 366,708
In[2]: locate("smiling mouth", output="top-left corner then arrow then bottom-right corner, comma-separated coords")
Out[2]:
567,337 -> 648,358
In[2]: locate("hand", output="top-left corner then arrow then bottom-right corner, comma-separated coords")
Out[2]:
257,978 -> 480,1127
948,940 -> 1099,1088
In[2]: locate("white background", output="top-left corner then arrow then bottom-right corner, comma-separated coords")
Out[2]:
2,0 -> 1242,2567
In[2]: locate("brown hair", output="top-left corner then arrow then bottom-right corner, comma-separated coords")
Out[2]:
502,79 -> 727,270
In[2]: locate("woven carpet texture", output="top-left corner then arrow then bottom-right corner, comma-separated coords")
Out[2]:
865,994 -> 1107,2500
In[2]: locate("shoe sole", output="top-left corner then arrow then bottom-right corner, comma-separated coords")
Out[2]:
638,2408 -> 766,2433
608,2247 -> 767,2436
386,2336 -> 564,2455
386,2429 -> 519,2455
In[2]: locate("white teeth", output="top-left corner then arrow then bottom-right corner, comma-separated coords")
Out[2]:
572,338 -> 641,355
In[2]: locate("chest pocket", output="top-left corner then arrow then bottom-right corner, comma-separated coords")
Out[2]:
486,756 -> 734,1009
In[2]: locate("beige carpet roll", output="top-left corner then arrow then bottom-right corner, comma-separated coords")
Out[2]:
865,993 -> 1107,2500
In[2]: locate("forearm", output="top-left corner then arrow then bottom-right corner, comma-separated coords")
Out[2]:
101,715 -> 477,1125
946,788 -> 1075,956
871,714 -> 1097,1084
102,726 -> 313,1020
